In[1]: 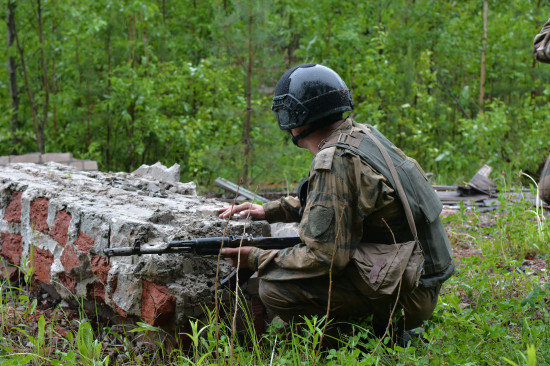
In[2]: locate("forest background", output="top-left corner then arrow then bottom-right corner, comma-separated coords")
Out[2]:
2,0 -> 550,192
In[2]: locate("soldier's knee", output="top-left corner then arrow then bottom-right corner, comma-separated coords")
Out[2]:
258,280 -> 292,311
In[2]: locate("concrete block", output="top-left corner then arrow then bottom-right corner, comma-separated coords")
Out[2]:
133,162 -> 180,183
69,161 -> 83,170
82,160 -> 98,171
270,222 -> 299,237
0,162 -> 270,327
42,153 -> 73,163
10,153 -> 41,163
0,156 -> 9,165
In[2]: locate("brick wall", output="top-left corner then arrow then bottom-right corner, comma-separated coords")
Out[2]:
0,152 -> 97,171
0,162 -> 270,326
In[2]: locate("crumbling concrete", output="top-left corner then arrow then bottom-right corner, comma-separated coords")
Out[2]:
133,162 -> 180,183
0,163 -> 270,326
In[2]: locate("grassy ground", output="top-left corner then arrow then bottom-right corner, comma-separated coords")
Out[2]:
1,192 -> 549,365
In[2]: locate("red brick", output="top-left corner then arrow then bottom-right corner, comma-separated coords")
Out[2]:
111,275 -> 118,293
4,191 -> 22,223
90,255 -> 110,283
50,210 -> 72,247
58,272 -> 76,293
0,232 -> 23,265
141,280 -> 176,326
111,297 -> 128,317
60,245 -> 82,272
0,261 -> 19,282
88,282 -> 106,302
32,246 -> 54,283
74,231 -> 94,254
30,198 -> 49,234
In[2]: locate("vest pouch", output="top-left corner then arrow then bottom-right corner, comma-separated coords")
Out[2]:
348,240 -> 424,299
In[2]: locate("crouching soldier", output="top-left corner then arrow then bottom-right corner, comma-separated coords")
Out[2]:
219,64 -> 455,339
533,18 -> 550,203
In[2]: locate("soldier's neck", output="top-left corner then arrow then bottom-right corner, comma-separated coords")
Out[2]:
297,120 -> 345,154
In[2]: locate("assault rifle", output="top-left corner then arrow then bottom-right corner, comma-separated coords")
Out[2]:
103,235 -> 302,290
103,235 -> 302,257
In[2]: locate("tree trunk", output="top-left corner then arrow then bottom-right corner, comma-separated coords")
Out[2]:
7,0 -> 19,153
52,2 -> 57,135
142,11 -> 149,75
37,0 -> 50,153
106,27 -> 112,171
14,12 -> 40,152
86,68 -> 91,150
325,18 -> 332,61
242,0 -> 253,185
479,0 -> 488,112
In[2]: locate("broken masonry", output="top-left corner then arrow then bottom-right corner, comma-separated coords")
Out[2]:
0,162 -> 270,326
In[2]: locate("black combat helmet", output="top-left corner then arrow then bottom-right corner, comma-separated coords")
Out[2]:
271,63 -> 353,133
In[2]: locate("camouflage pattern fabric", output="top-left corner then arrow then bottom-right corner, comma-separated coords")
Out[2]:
534,17 -> 550,63
249,119 -> 400,280
259,273 -> 440,330
539,154 -> 550,203
246,118 -> 448,323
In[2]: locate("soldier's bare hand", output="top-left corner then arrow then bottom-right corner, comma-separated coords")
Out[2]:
220,246 -> 252,269
218,202 -> 266,220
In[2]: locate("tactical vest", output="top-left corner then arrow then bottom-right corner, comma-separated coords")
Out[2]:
320,123 -> 455,287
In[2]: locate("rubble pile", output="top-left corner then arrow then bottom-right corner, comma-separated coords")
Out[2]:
0,162 -> 270,326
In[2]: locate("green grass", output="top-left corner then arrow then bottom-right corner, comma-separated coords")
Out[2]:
1,192 -> 549,365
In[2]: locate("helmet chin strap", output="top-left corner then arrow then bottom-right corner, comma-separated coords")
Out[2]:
290,128 -> 314,146
290,116 -> 342,147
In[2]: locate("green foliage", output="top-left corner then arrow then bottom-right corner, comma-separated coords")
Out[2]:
76,321 -> 106,365
1,206 -> 550,364
1,0 -> 550,189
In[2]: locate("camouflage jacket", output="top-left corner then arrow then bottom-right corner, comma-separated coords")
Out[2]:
539,154 -> 550,204
247,119 -> 406,281
534,17 -> 550,63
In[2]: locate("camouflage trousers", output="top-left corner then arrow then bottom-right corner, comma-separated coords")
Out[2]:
258,273 -> 440,332
539,154 -> 550,204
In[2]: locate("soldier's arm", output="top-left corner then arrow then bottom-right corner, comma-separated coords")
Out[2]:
247,149 -> 365,280
262,196 -> 301,223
